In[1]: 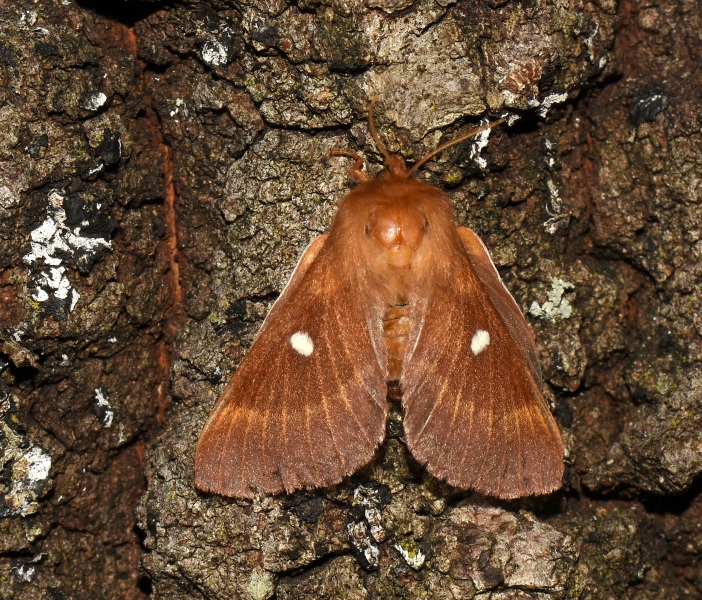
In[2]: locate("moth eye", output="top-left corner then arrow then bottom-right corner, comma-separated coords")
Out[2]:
365,222 -> 372,237
422,217 -> 430,234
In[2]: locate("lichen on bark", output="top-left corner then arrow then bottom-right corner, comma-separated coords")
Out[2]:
1,1 -> 165,597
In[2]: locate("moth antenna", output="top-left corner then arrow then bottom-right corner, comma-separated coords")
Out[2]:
330,148 -> 370,182
407,117 -> 506,176
367,97 -> 393,165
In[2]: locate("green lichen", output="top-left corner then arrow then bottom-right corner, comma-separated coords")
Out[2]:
529,277 -> 575,320
655,373 -> 678,396
394,540 -> 426,570
639,369 -> 678,398
443,168 -> 464,186
245,570 -> 274,600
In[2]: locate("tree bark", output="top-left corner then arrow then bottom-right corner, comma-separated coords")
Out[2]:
0,2 -> 167,598
1,0 -> 701,598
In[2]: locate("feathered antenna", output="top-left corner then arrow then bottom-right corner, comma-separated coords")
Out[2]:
332,98 -> 505,181
408,117 -> 506,176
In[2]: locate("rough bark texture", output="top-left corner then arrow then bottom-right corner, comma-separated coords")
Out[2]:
1,0 -> 701,598
0,2 -> 166,598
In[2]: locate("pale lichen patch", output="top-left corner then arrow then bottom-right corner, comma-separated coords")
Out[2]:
92,387 -> 114,428
0,420 -> 52,518
245,569 -> 274,600
395,541 -> 426,570
82,91 -> 107,111
201,40 -> 229,67
22,190 -> 114,313
529,278 -> 575,320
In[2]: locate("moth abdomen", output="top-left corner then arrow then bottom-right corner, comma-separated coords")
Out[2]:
382,304 -> 411,381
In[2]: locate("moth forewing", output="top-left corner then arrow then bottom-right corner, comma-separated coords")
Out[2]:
399,232 -> 563,498
194,230 -> 388,498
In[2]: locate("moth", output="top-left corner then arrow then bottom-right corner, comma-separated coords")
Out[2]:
195,102 -> 564,500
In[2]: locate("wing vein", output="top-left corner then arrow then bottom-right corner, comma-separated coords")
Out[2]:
317,324 -> 346,473
328,305 -> 375,445
412,314 -> 463,443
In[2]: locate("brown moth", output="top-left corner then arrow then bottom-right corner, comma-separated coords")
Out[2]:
195,101 -> 564,500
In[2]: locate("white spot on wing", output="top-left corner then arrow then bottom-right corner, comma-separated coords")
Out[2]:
290,331 -> 314,357
471,330 -> 490,356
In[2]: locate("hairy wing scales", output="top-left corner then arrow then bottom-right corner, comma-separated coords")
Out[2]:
195,238 -> 387,498
401,235 -> 563,499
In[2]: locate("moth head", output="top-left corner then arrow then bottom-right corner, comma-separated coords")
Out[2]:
331,100 -> 504,276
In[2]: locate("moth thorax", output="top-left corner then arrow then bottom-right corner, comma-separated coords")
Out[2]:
368,204 -> 427,249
